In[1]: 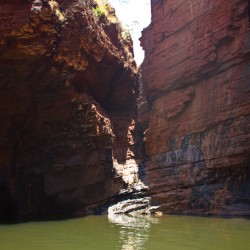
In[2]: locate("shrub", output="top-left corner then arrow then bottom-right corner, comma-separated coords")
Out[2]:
92,4 -> 108,17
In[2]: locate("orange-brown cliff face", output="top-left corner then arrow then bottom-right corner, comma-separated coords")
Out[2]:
0,0 -> 137,221
140,0 -> 250,216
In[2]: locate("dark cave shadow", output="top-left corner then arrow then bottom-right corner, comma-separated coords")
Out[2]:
0,185 -> 18,224
108,110 -> 134,165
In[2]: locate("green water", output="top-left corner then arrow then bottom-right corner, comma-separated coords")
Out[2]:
0,215 -> 250,250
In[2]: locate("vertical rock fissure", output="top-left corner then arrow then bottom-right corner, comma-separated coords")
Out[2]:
106,75 -> 161,217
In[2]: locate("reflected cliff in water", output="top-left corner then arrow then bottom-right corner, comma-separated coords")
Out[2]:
108,214 -> 159,250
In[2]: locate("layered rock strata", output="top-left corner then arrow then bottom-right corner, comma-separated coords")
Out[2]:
140,0 -> 250,216
0,0 -> 137,221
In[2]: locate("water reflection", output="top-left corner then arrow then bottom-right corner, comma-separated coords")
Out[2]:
108,214 -> 159,250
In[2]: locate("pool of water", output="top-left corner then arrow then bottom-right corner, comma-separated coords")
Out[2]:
0,214 -> 250,250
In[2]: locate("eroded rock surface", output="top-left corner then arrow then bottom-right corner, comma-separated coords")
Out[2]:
0,0 -> 137,221
140,0 -> 250,216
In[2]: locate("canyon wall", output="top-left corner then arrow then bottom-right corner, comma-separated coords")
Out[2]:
140,0 -> 250,216
0,0 -> 138,221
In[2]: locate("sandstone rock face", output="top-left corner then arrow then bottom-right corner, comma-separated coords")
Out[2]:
0,0 -> 137,221
140,0 -> 250,216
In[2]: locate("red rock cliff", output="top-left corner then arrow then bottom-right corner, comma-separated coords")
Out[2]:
0,0 -> 138,221
140,0 -> 250,216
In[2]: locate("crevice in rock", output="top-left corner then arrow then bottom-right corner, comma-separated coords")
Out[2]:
100,73 -> 161,218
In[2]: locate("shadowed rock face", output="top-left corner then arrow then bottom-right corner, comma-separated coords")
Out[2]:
140,0 -> 250,216
0,0 -> 137,221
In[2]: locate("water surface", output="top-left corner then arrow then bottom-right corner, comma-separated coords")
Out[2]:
0,214 -> 250,250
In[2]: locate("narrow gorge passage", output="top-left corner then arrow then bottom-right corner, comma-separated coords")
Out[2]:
0,0 -> 250,223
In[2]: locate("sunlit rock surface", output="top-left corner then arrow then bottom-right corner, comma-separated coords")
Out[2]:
108,197 -> 160,216
140,0 -> 250,216
0,0 -> 137,221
